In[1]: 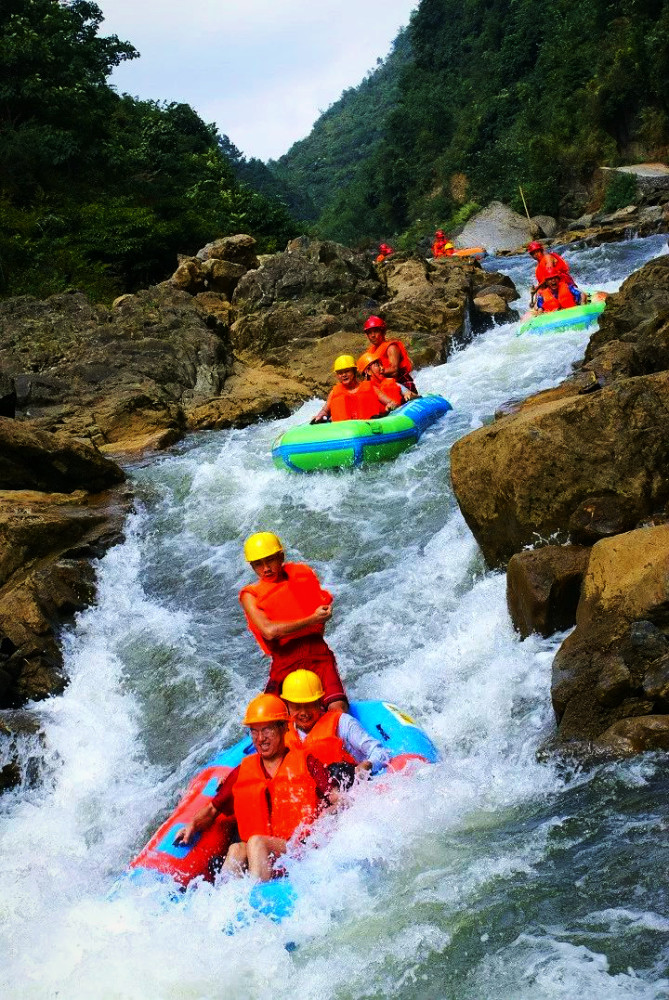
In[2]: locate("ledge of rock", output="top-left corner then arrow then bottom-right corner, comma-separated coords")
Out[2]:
551,523 -> 669,744
507,544 -> 591,639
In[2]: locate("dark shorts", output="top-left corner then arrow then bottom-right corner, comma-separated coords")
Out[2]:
264,635 -> 347,707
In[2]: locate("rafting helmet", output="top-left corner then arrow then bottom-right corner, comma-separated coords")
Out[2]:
281,670 -> 325,704
333,354 -> 357,372
543,265 -> 561,279
435,230 -> 445,238
356,351 -> 376,373
363,316 -> 387,332
527,241 -> 544,254
243,693 -> 289,726
244,531 -> 283,562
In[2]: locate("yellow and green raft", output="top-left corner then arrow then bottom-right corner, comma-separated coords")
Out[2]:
272,394 -> 453,472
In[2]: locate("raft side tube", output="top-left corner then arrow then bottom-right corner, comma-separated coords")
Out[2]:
517,299 -> 606,336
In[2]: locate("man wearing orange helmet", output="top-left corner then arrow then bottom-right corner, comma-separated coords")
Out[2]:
309,354 -> 397,424
356,352 -> 418,406
240,532 -> 348,713
363,316 -> 418,394
534,267 -> 587,313
432,230 -> 454,258
175,694 -> 338,879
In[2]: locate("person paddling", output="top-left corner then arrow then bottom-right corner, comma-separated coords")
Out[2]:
282,670 -> 391,775
432,230 -> 455,258
240,532 -> 348,713
362,316 -> 418,394
174,694 -> 337,880
310,354 -> 396,424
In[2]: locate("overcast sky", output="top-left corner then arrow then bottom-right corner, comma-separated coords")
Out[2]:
97,1 -> 417,162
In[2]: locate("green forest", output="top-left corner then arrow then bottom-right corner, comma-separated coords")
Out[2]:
272,0 -> 669,245
0,0 -> 297,301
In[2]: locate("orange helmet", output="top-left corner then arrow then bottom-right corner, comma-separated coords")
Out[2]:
363,315 -> 386,332
356,351 -> 376,373
243,693 -> 289,726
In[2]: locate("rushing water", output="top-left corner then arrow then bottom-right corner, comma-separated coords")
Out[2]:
2,234 -> 669,999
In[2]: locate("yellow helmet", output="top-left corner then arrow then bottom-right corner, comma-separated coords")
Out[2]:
281,670 -> 325,703
243,531 -> 283,563
243,693 -> 289,726
356,351 -> 376,374
333,354 -> 357,373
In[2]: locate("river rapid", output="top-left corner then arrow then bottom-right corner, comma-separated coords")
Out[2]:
2,235 -> 669,999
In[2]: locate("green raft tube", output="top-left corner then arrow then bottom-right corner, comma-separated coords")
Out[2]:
517,299 -> 606,336
272,394 -> 453,472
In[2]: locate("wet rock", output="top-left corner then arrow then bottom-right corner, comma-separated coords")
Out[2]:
568,493 -> 643,545
507,545 -> 591,639
0,710 -> 45,792
551,524 -> 669,744
0,417 -> 125,493
450,371 -> 669,567
594,715 -> 669,755
0,487 -> 130,708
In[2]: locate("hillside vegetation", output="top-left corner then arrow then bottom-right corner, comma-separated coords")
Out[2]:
273,0 -> 669,243
0,0 -> 297,301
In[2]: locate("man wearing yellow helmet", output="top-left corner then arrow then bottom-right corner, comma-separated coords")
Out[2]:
175,694 -> 337,880
309,354 -> 396,424
282,670 -> 391,776
240,532 -> 348,713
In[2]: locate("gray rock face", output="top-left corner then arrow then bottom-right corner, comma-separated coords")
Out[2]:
456,201 -> 534,252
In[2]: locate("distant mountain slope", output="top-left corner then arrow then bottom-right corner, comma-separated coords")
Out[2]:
267,29 -> 412,227
262,0 -> 669,245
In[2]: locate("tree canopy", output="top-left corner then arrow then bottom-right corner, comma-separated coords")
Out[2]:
0,0 -> 297,300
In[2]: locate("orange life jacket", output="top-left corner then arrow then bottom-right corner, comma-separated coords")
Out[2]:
240,562 -> 332,657
539,280 -> 581,312
285,710 -> 356,767
368,338 -> 413,378
233,749 -> 319,842
375,376 -> 404,405
535,252 -> 571,285
328,380 -> 386,421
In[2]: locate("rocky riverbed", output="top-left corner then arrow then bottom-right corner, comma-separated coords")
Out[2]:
451,253 -> 669,753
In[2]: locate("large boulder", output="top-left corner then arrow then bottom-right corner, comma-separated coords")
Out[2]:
0,488 -> 129,709
0,417 -> 124,492
456,201 -> 535,252
450,370 -> 669,567
551,524 -> 669,745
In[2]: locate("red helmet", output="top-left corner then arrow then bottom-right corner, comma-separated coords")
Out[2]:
543,265 -> 561,279
364,315 -> 386,332
435,230 -> 445,238
527,241 -> 544,253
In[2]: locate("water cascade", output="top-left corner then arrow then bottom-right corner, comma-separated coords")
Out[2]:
2,235 -> 669,999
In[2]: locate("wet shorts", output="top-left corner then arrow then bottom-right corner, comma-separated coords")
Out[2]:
264,635 -> 347,707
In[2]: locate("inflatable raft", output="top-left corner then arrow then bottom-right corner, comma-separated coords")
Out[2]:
272,394 -> 452,472
123,701 -> 438,920
517,299 -> 606,336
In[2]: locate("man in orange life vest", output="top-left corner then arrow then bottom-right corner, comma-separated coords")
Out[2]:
310,354 -> 397,424
175,694 -> 338,880
240,532 -> 348,713
356,352 -> 418,406
362,316 -> 418,395
534,267 -> 588,313
432,230 -> 455,258
282,669 -> 391,776
527,240 -> 585,308
375,242 -> 394,264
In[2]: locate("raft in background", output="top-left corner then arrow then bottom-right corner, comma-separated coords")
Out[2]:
123,700 -> 439,919
517,299 -> 606,336
272,394 -> 453,472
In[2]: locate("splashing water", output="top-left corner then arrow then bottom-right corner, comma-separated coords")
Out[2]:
2,235 -> 669,999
